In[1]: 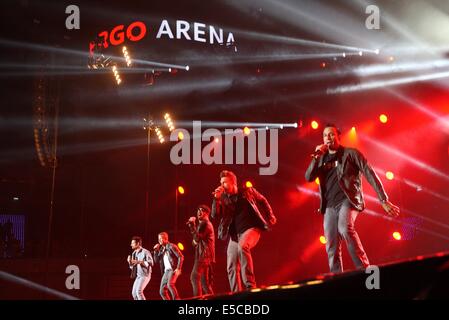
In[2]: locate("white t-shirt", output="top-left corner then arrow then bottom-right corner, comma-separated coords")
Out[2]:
163,250 -> 172,272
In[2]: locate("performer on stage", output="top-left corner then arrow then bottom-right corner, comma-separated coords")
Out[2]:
211,170 -> 277,292
305,123 -> 400,273
127,236 -> 153,300
187,204 -> 215,297
153,232 -> 184,300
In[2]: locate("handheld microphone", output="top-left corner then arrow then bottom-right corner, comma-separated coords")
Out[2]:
212,186 -> 224,198
310,143 -> 330,158
310,150 -> 324,158
186,216 -> 196,226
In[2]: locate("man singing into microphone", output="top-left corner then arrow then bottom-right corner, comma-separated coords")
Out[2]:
153,232 -> 184,300
305,123 -> 400,273
127,236 -> 153,300
187,205 -> 215,297
212,170 -> 277,292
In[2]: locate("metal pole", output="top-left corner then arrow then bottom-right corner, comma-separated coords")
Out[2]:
175,189 -> 178,235
145,118 -> 151,242
44,77 -> 60,297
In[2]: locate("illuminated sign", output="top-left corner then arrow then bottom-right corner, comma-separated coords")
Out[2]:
92,19 -> 235,50
97,21 -> 147,49
155,20 -> 235,45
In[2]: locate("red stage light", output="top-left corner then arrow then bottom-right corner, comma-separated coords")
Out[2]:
379,114 -> 388,124
319,236 -> 327,244
386,171 -> 394,180
311,121 -> 319,130
320,62 -> 326,68
177,186 -> 185,194
392,232 -> 402,241
245,181 -> 253,188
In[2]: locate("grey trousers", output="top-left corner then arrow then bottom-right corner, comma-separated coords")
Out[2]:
227,227 -> 261,292
159,269 -> 180,300
132,275 -> 150,300
190,261 -> 214,297
323,200 -> 370,273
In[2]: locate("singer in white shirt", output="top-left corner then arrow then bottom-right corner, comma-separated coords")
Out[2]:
127,236 -> 154,300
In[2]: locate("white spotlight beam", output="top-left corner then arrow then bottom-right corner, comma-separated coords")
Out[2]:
327,70 -> 449,94
170,121 -> 298,128
130,57 -> 189,71
359,134 -> 449,183
119,78 -> 233,98
386,89 -> 449,128
0,270 -> 80,300
226,0 -> 377,50
0,38 -> 94,59
187,52 -> 359,67
354,59 -> 449,77
354,0 -> 437,56
374,167 -> 449,204
235,29 -> 377,54
381,45 -> 449,57
0,39 -> 189,72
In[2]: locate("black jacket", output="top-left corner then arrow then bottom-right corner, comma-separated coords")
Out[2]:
153,242 -> 184,275
211,187 -> 276,241
305,146 -> 388,213
188,219 -> 215,263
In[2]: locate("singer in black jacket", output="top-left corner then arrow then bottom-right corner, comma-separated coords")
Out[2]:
305,124 -> 400,273
153,232 -> 184,300
212,170 -> 276,292
187,204 -> 215,297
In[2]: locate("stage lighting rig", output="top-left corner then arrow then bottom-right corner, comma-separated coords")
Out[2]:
164,113 -> 175,132
141,112 -> 175,240
88,38 -> 113,69
112,65 -> 122,85
122,46 -> 132,67
88,35 -> 188,87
